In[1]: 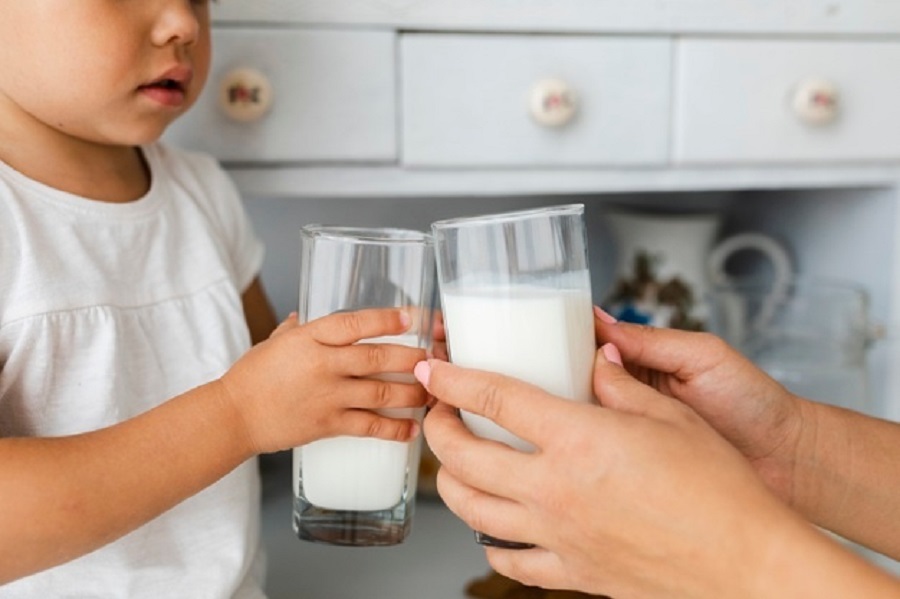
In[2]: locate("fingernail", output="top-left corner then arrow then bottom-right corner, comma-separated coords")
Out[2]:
594,305 -> 618,324
408,421 -> 421,439
399,310 -> 412,329
413,360 -> 431,388
601,343 -> 623,366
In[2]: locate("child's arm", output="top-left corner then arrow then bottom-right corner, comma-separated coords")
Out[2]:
242,276 -> 278,345
0,381 -> 253,584
0,309 -> 426,584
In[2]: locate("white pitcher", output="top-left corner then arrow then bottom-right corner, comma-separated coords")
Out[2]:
604,209 -> 793,330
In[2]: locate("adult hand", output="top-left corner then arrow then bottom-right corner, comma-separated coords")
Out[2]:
220,308 -> 428,455
594,309 -> 805,505
597,312 -> 900,560
419,350 -> 813,598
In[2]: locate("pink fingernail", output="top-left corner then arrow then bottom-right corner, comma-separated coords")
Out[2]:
399,311 -> 412,329
594,305 -> 618,324
413,360 -> 432,388
601,343 -> 623,366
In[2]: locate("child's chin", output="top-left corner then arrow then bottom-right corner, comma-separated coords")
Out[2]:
124,124 -> 171,147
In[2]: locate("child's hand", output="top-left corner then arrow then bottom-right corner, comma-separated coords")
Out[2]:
431,309 -> 448,361
218,308 -> 429,455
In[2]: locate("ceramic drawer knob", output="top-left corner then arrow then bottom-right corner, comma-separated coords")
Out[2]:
528,78 -> 578,127
218,67 -> 274,123
791,77 -> 840,126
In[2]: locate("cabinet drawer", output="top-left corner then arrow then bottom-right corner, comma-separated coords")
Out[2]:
674,39 -> 900,164
401,34 -> 672,167
164,29 -> 396,163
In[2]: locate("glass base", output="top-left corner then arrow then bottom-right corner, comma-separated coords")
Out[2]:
474,531 -> 535,550
293,495 -> 413,547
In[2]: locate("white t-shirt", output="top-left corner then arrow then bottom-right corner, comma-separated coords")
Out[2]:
0,143 -> 267,598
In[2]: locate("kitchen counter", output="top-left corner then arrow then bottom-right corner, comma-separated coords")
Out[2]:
260,454 -> 492,599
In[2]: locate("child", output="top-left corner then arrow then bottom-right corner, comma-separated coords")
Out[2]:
0,1 -> 427,596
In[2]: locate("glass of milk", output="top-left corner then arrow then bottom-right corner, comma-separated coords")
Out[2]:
431,204 -> 595,548
293,225 -> 436,547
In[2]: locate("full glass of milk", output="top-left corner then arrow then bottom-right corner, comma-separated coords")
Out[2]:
293,225 -> 436,547
431,204 -> 595,548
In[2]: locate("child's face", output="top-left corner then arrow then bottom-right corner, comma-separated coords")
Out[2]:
0,0 -> 212,147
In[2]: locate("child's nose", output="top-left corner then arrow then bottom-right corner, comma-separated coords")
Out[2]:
151,0 -> 201,48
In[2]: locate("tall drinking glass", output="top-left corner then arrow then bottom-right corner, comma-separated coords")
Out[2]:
293,225 -> 436,547
431,204 -> 595,548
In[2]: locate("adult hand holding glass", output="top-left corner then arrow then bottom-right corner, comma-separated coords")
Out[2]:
417,350 -> 900,598
593,312 -> 900,560
593,310 -> 802,500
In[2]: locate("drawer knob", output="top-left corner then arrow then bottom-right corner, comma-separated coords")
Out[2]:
218,67 -> 273,123
529,78 -> 577,127
791,78 -> 840,126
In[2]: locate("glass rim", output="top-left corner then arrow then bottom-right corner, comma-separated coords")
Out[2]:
300,224 -> 432,246
430,203 -> 584,230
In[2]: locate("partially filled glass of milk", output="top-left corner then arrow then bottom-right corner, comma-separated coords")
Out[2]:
293,225 -> 436,546
432,204 -> 596,549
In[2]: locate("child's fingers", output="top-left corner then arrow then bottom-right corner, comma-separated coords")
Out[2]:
334,411 -> 421,442
432,340 -> 449,362
269,312 -> 299,338
341,378 -> 430,410
307,308 -> 411,346
431,309 -> 447,343
333,343 -> 427,378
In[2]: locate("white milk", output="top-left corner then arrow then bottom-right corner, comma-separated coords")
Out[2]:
441,285 -> 595,452
294,334 -> 425,511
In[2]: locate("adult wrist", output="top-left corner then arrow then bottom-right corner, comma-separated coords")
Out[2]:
786,397 -> 847,524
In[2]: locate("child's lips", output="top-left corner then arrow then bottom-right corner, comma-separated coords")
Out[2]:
139,66 -> 193,108
139,81 -> 187,107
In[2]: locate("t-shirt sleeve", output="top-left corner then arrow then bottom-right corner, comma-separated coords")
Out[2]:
167,146 -> 265,293
206,163 -> 265,293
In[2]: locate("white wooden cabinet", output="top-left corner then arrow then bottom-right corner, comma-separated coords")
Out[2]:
401,34 -> 671,167
165,29 -> 396,163
675,39 -> 900,165
159,4 -> 900,196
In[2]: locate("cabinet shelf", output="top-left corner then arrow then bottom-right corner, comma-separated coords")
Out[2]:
225,163 -> 900,199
